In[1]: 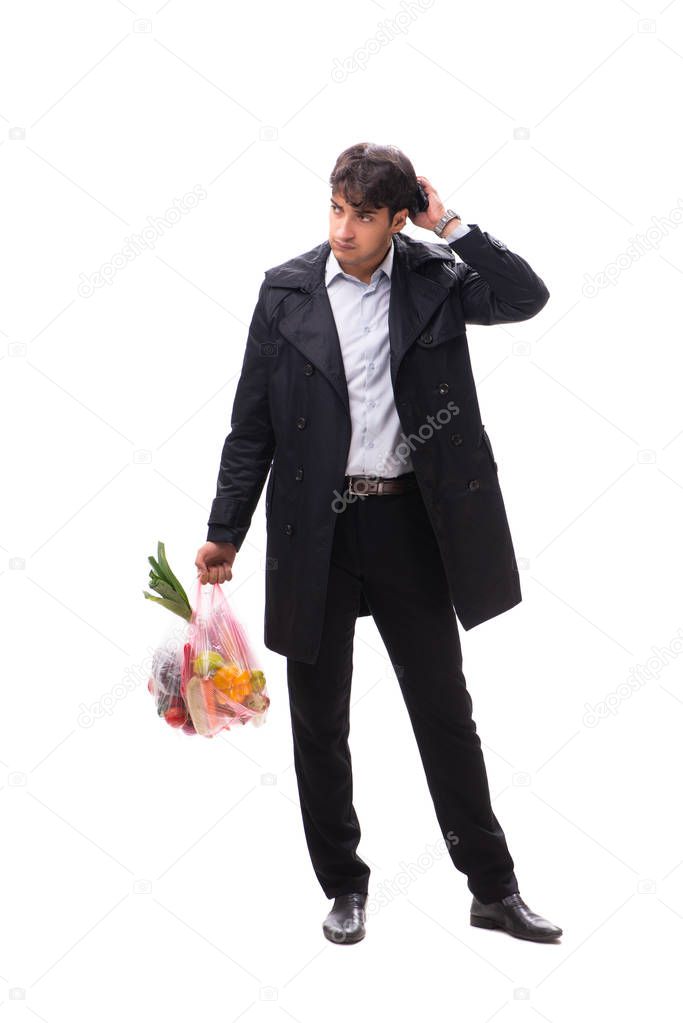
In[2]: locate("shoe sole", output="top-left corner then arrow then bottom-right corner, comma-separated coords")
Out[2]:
470,915 -> 562,942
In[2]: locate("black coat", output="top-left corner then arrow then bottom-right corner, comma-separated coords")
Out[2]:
207,225 -> 549,664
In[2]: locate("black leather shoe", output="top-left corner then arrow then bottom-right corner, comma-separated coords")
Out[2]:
322,892 -> 367,944
470,892 -> 562,942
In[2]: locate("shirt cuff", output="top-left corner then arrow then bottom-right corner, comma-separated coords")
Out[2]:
442,220 -> 471,242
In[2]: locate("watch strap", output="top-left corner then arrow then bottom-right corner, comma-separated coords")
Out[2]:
434,209 -> 461,237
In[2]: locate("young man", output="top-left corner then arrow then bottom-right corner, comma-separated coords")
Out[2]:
195,143 -> 562,945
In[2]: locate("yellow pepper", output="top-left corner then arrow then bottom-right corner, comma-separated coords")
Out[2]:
225,680 -> 253,703
213,665 -> 251,702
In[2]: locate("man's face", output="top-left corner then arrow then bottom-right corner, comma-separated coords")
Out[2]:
328,191 -> 406,269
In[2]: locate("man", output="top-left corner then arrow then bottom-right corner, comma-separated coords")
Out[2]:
195,142 -> 562,946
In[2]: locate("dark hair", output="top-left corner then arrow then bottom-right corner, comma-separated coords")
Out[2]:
329,142 -> 421,224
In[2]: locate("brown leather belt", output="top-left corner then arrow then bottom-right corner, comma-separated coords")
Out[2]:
344,471 -> 418,496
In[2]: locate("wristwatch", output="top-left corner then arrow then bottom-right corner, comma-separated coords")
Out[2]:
433,209 -> 461,237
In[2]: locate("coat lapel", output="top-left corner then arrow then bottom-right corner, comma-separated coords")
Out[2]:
270,234 -> 456,420
387,250 -> 458,391
277,282 -> 352,418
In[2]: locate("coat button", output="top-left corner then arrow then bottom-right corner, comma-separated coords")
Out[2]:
421,333 -> 433,345
296,416 -> 306,429
467,479 -> 480,491
450,433 -> 463,446
284,523 -> 294,535
438,382 -> 449,395
295,466 -> 304,481
303,363 -> 314,376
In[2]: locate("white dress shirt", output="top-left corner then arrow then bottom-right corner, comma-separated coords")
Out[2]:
324,220 -> 471,478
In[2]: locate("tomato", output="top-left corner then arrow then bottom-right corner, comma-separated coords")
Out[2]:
164,705 -> 187,727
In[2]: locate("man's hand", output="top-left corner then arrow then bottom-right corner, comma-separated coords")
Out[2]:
412,175 -> 460,234
195,541 -> 237,585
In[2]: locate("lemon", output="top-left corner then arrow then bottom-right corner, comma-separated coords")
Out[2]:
193,650 -> 225,676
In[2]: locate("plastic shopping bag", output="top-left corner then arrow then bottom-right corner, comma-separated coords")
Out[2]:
181,578 -> 270,736
144,542 -> 270,737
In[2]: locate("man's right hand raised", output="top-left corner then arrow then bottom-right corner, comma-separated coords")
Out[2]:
195,541 -> 237,585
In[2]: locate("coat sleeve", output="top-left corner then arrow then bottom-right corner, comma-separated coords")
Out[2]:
206,278 -> 276,549
448,224 -> 550,325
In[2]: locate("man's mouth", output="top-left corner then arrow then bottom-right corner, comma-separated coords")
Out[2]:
335,242 -> 355,250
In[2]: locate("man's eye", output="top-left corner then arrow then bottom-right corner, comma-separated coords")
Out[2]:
330,205 -> 371,222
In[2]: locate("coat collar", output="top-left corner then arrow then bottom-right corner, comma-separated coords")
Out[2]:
264,233 -> 459,420
264,231 -> 455,292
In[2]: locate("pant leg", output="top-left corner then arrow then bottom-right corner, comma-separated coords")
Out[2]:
286,501 -> 371,898
356,486 -> 519,904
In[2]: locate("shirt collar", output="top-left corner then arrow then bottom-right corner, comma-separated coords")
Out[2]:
325,236 -> 395,287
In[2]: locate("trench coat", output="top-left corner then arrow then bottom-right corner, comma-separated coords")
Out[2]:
206,225 -> 549,664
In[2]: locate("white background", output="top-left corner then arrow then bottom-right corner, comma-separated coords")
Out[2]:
2,0 -> 683,1019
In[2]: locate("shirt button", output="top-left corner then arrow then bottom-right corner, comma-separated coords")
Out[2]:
369,363 -> 375,370
368,441 -> 374,448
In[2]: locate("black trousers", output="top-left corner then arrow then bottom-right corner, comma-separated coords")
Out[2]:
286,477 -> 519,904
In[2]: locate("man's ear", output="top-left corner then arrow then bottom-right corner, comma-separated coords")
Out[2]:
391,209 -> 408,233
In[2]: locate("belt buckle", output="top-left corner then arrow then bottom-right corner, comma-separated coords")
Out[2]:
347,475 -> 377,497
